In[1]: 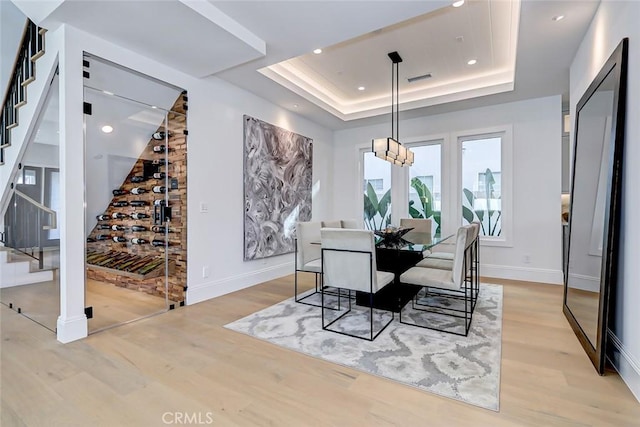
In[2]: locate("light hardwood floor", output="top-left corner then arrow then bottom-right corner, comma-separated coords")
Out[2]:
0,275 -> 169,334
2,275 -> 639,426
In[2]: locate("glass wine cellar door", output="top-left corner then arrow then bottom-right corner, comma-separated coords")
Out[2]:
0,72 -> 60,333
83,56 -> 185,333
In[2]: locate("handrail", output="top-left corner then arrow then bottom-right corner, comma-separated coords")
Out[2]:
13,189 -> 57,230
3,188 -> 57,268
1,19 -> 30,113
1,19 -> 46,164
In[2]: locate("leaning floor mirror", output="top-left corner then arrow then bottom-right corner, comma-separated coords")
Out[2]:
564,38 -> 628,375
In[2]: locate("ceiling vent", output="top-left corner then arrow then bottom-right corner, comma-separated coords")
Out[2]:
407,73 -> 432,83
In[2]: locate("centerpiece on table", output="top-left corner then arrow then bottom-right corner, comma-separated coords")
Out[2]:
373,226 -> 414,246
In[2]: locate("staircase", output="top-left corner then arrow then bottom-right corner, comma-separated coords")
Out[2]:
0,247 -> 54,287
1,19 -> 46,166
0,19 -> 55,288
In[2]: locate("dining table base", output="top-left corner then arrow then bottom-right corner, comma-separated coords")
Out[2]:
355,283 -> 420,313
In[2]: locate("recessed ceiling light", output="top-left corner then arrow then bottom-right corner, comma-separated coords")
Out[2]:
102,90 -> 114,96
552,15 -> 565,21
293,104 -> 299,108
358,86 -> 365,91
151,105 -> 158,109
467,59 -> 477,65
452,0 -> 465,7
313,48 -> 322,54
101,125 -> 113,134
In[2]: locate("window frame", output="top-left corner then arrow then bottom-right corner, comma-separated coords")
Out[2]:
453,125 -> 513,247
402,137 -> 448,236
358,146 -> 394,230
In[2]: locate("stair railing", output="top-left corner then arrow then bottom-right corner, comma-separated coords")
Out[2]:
2,188 -> 57,269
1,19 -> 46,165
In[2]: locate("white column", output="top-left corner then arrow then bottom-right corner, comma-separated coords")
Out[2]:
56,25 -> 87,343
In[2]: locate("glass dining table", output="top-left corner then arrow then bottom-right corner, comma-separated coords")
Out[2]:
360,231 -> 454,312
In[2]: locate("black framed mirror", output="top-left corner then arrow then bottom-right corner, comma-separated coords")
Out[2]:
563,38 -> 628,375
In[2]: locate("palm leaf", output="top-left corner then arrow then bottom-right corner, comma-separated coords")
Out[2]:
463,188 -> 474,207
462,206 -> 475,224
363,193 -> 376,222
409,205 -> 423,218
433,211 -> 441,235
378,189 -> 391,219
411,177 -> 434,218
366,182 -> 379,212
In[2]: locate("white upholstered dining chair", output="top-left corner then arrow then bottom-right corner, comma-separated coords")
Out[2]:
294,221 -> 323,306
399,224 -> 476,336
340,219 -> 360,229
399,218 -> 432,234
320,228 -> 395,341
321,220 -> 342,228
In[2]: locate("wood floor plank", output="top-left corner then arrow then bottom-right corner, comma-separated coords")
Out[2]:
1,275 -> 639,426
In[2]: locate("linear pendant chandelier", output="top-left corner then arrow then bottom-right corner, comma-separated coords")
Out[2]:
372,51 -> 414,167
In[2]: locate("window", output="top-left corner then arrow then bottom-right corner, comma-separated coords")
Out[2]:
363,151 -> 391,230
408,143 -> 442,235
461,136 -> 502,237
477,171 -> 501,195
364,178 -> 384,192
17,169 -> 37,185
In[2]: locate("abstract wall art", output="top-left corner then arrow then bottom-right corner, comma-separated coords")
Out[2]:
243,115 -> 313,260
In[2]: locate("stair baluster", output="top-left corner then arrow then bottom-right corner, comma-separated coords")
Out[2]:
0,19 -> 46,166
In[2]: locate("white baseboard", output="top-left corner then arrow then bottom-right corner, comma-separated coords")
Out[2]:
56,314 -> 88,343
186,262 -> 293,305
481,263 -> 563,285
607,330 -> 640,403
567,272 -> 600,292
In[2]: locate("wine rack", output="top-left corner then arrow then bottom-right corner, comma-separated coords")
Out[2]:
87,250 -> 175,279
86,91 -> 187,303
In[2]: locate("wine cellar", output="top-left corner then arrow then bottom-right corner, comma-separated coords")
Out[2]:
85,92 -> 187,305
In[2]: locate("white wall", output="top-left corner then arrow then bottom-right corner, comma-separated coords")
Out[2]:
333,95 -> 563,284
570,0 -> 640,401
48,25 -> 334,340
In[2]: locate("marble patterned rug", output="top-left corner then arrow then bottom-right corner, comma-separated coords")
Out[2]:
225,283 -> 503,411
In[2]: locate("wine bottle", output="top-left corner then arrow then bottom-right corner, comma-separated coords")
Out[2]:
130,176 -> 146,183
96,224 -> 111,230
131,225 -> 148,232
112,213 -> 127,219
112,236 -> 127,243
153,199 -> 166,206
152,145 -> 165,153
131,238 -> 148,245
151,159 -> 170,166
112,189 -> 127,196
96,214 -> 110,221
112,201 -> 129,207
130,187 -> 146,195
130,200 -> 148,207
130,212 -> 149,220
151,225 -> 170,233
151,239 -> 170,247
95,234 -> 111,241
152,186 -> 166,193
153,172 -> 166,179
111,225 -> 126,231
151,131 -> 171,140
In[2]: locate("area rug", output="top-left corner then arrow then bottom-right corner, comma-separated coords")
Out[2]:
225,283 -> 502,411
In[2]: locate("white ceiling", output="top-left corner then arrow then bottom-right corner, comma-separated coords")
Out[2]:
259,0 -> 520,121
11,0 -> 601,130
